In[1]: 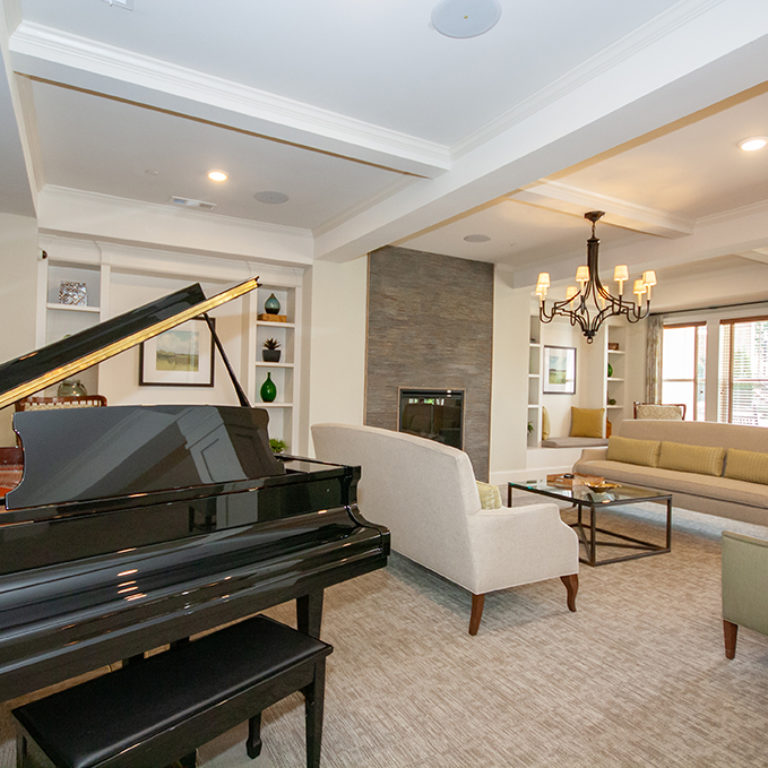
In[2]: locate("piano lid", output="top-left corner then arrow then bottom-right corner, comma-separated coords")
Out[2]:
0,277 -> 258,409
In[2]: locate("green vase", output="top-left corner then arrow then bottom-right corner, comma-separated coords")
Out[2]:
607,363 -> 613,378
264,293 -> 281,315
260,372 -> 277,402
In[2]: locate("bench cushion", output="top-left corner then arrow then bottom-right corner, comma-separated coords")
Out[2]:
13,615 -> 331,768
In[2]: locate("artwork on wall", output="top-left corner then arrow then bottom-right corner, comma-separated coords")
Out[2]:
543,345 -> 576,394
139,317 -> 215,387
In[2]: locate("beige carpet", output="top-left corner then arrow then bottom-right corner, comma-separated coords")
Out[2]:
2,504 -> 768,767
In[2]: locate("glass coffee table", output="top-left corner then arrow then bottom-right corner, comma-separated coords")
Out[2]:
508,479 -> 672,566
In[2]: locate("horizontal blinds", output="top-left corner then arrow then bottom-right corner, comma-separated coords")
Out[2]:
719,316 -> 768,425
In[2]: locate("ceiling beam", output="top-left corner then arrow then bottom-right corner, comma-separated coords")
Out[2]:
508,180 -> 695,237
9,21 -> 451,179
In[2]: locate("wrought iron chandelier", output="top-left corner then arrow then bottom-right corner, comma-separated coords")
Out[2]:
535,211 -> 656,343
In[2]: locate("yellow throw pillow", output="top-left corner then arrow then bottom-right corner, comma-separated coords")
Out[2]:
658,441 -> 725,476
476,481 -> 502,509
570,407 -> 605,438
724,449 -> 768,485
606,436 -> 661,467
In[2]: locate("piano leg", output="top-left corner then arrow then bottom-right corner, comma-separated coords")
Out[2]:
246,712 -> 263,758
296,591 -> 324,638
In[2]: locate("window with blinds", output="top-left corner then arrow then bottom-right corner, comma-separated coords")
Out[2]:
718,316 -> 768,425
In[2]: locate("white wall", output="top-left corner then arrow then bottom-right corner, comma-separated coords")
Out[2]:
489,270 -> 529,477
0,213 -> 37,444
99,271 -> 245,407
306,255 -> 367,453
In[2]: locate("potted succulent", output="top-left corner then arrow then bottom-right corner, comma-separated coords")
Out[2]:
269,438 -> 287,454
262,337 -> 281,362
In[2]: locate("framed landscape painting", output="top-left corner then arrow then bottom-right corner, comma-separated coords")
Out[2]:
543,345 -> 576,394
139,317 -> 215,387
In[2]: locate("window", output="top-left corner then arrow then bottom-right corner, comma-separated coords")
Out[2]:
718,316 -> 768,426
661,323 -> 706,420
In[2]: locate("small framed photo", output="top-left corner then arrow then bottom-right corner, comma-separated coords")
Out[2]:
139,318 -> 214,387
543,345 -> 576,395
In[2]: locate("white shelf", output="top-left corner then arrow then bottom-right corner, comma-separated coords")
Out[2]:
606,404 -> 624,409
256,402 -> 293,408
255,362 -> 294,369
256,320 -> 296,329
46,302 -> 100,313
527,404 -> 541,410
608,349 -> 625,355
528,373 -> 540,378
607,377 -> 624,382
529,342 -> 541,348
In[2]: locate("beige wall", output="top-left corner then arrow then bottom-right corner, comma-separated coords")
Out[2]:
306,256 -> 367,454
0,213 -> 38,444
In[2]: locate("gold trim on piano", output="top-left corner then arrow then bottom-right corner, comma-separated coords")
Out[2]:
0,277 -> 259,410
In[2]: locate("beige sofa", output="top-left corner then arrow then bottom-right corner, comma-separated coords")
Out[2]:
573,420 -> 768,525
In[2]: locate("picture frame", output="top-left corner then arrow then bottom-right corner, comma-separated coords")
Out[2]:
139,317 -> 215,387
543,345 -> 576,394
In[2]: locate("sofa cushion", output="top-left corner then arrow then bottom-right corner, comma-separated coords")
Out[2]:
476,481 -> 502,509
658,441 -> 724,476
606,436 -> 660,467
725,448 -> 768,485
570,407 -> 604,438
572,458 -> 768,510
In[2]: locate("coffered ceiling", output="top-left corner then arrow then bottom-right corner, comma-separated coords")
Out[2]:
1,0 -> 767,296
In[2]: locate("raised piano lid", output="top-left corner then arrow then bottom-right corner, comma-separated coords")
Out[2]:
0,277 -> 258,409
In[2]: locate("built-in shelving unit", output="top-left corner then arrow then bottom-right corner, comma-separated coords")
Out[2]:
248,283 -> 301,451
527,315 -> 542,447
606,324 -> 628,434
37,256 -> 109,396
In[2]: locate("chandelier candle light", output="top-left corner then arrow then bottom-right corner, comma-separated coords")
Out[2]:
536,211 -> 657,343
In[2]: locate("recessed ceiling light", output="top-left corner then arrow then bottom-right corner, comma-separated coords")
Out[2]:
464,234 -> 491,242
144,168 -> 159,176
254,191 -> 289,205
207,170 -> 228,183
431,0 -> 501,39
739,136 -> 768,152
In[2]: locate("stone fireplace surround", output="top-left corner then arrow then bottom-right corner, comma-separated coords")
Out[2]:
365,246 -> 493,481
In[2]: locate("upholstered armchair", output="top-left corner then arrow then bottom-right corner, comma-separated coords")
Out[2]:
311,423 -> 579,635
722,530 -> 768,658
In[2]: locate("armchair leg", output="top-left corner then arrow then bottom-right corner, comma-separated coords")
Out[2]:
561,574 -> 578,612
469,593 -> 485,635
723,619 -> 738,659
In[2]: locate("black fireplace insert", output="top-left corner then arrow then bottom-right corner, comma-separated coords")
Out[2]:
398,388 -> 464,449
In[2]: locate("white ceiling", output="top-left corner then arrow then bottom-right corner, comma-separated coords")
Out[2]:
1,0 -> 767,294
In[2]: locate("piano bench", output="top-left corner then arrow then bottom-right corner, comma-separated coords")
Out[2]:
13,614 -> 333,768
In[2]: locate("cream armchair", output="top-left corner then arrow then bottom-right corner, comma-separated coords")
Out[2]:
722,531 -> 768,658
311,423 -> 579,635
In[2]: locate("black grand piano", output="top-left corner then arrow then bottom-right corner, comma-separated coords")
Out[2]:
0,278 -> 389,704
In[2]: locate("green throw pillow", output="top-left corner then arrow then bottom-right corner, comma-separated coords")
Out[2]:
658,441 -> 725,476
606,436 -> 661,467
724,449 -> 768,485
476,481 -> 502,509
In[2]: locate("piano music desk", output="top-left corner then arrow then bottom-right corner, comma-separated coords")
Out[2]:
13,615 -> 333,768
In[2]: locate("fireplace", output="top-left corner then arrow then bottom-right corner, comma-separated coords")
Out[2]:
398,389 -> 464,449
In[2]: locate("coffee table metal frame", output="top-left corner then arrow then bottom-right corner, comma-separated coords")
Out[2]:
507,481 -> 672,567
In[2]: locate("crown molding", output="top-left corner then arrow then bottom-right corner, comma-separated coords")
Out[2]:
9,21 -> 451,177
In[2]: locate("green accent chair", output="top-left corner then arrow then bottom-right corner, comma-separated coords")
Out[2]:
722,531 -> 768,659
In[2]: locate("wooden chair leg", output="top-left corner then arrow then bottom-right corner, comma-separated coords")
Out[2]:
469,593 -> 485,635
723,619 -> 738,659
561,574 -> 578,612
